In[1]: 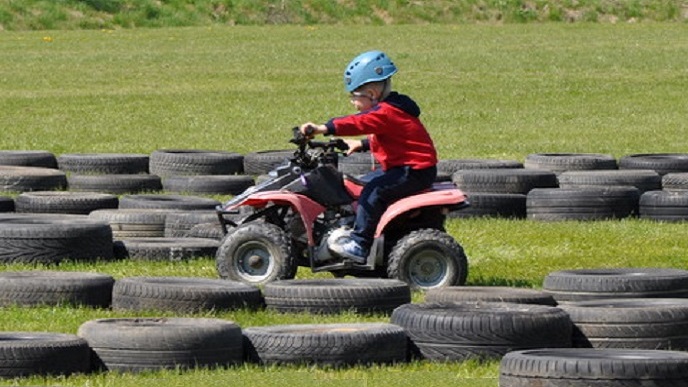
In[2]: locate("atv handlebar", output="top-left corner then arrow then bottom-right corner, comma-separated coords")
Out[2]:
290,126 -> 349,153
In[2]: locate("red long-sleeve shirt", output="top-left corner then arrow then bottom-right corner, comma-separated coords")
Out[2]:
324,92 -> 438,171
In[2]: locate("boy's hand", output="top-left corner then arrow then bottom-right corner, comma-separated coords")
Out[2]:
343,139 -> 363,155
299,123 -> 326,138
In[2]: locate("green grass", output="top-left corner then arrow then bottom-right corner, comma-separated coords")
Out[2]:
1,23 -> 687,159
1,23 -> 688,386
8,361 -> 500,387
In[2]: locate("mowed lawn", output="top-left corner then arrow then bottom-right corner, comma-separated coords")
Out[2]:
0,23 -> 687,386
2,23 -> 687,157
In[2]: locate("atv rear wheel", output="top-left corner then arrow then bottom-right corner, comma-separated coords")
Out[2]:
216,222 -> 297,286
386,229 -> 468,290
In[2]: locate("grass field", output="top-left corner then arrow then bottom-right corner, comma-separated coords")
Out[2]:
1,23 -> 688,386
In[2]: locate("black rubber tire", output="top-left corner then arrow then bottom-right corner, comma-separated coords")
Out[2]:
216,222 -> 297,286
88,208 -> 175,238
425,286 -> 557,306
662,172 -> 688,191
526,187 -> 640,221
0,196 -> 14,212
0,166 -> 67,192
57,153 -> 149,174
162,175 -> 254,195
0,150 -> 58,169
0,271 -> 114,308
242,150 -> 293,175
186,222 -> 226,240
524,153 -> 617,173
113,237 -> 219,261
560,298 -> 688,350
542,268 -> 688,303
619,153 -> 688,175
448,192 -> 527,219
451,169 -> 558,194
67,174 -> 162,194
243,323 -> 407,366
150,149 -> 244,178
640,190 -> 688,222
390,302 -> 572,361
557,169 -> 662,193
14,191 -> 119,215
263,278 -> 410,314
118,194 -> 220,210
165,210 -> 217,237
437,158 -> 523,174
112,276 -> 263,313
0,332 -> 90,377
0,214 -> 114,264
338,152 -> 381,175
386,229 -> 468,290
164,210 -> 239,237
500,348 -> 688,386
77,317 -> 243,372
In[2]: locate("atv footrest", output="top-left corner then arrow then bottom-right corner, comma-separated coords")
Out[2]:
311,259 -> 374,273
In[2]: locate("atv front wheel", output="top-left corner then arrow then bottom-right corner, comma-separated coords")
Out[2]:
387,229 -> 468,290
216,222 -> 297,286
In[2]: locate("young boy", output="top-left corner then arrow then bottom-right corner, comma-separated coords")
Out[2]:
299,50 -> 437,264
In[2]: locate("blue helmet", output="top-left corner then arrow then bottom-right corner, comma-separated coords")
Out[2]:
343,50 -> 397,93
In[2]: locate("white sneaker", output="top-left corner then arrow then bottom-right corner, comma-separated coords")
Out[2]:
328,236 -> 368,264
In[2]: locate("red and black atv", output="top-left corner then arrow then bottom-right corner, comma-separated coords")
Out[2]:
215,128 -> 469,290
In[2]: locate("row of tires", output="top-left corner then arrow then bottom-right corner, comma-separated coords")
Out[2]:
4,295 -> 688,384
4,150 -> 688,176
0,193 -> 246,264
5,151 -> 688,180
4,269 -> 688,359
6,266 -> 688,309
0,149 -> 351,194
4,177 -> 688,225
2,151 -> 688,190
6,167 -> 688,225
452,186 -> 688,221
2,267 -> 688,379
6,322 -> 688,386
0,211 -> 229,264
0,273 -> 412,314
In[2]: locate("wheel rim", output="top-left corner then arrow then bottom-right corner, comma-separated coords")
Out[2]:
407,248 -> 449,288
235,241 -> 274,282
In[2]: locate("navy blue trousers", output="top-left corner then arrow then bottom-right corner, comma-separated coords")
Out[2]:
351,165 -> 437,249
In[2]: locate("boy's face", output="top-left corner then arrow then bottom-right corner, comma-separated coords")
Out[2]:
349,90 -> 375,111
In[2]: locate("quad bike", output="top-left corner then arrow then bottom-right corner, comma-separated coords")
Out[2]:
215,128 -> 470,290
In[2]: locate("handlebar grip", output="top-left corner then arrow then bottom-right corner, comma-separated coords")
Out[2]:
304,125 -> 316,136
290,127 -> 307,145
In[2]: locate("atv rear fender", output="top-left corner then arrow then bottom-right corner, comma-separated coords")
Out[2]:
375,186 -> 468,237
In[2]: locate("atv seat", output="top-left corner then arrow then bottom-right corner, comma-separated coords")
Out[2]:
343,174 -> 460,200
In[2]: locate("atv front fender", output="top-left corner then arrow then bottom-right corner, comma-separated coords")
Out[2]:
227,191 -> 326,246
375,189 -> 468,237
